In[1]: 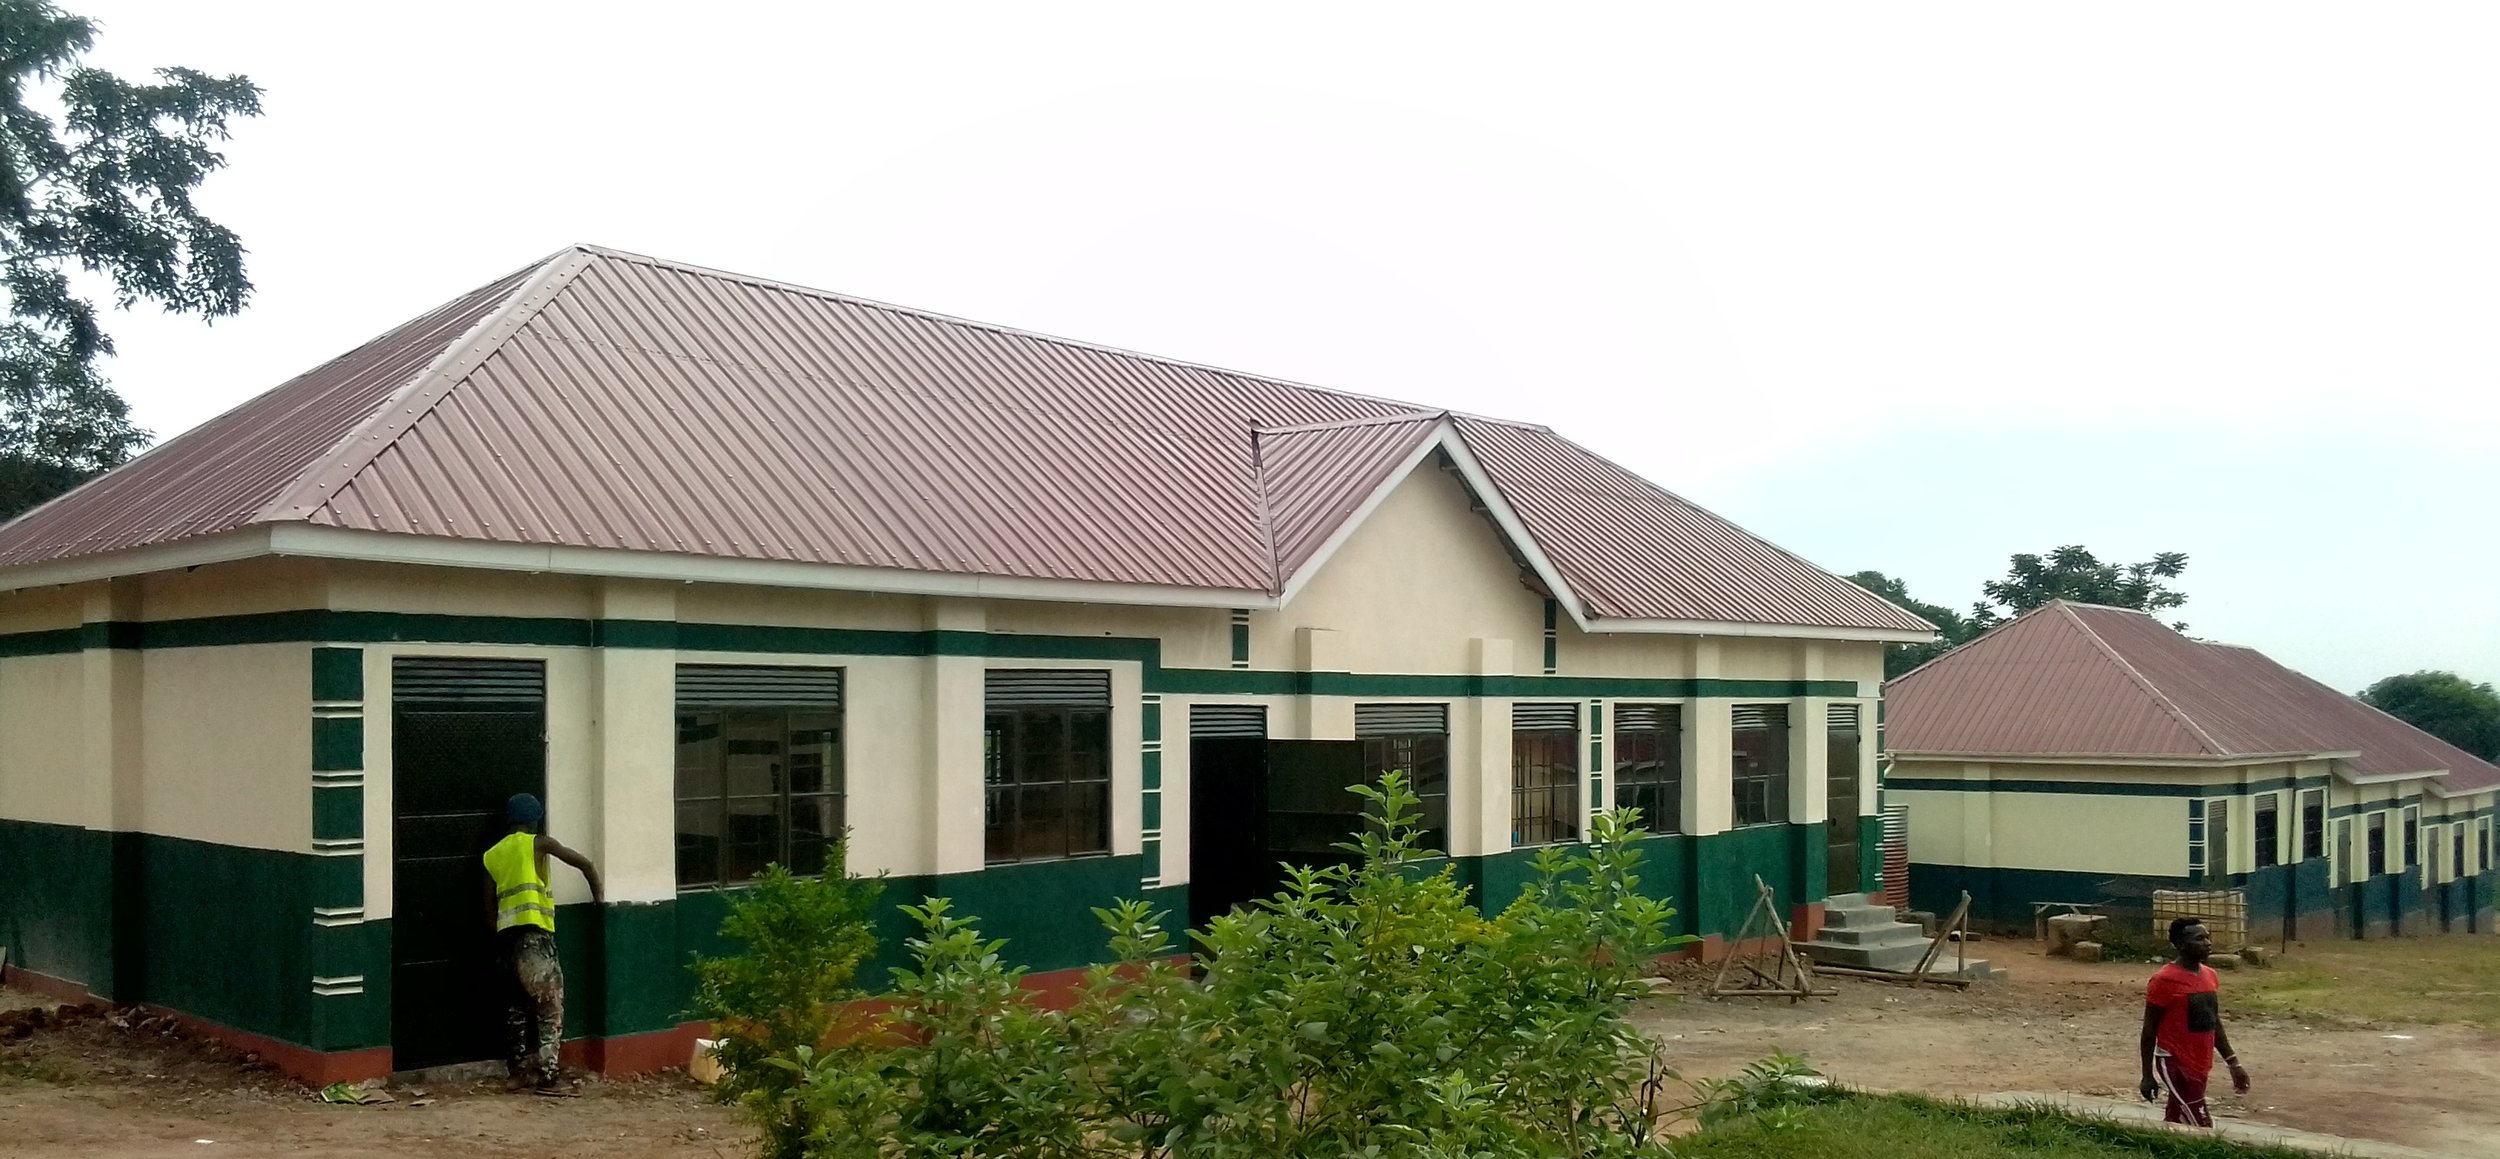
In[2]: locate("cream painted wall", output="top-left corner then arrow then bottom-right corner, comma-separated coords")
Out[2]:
138,644 -> 308,853
678,583 -> 927,633
0,584 -> 81,635
1894,759 -> 2189,877
1255,466 -> 1544,677
327,560 -> 597,619
986,601 -> 1231,671
1993,793 -> 2187,876
0,653 -> 93,827
139,558 -> 331,621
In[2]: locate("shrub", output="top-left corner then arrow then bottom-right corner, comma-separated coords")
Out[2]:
765,773 -> 1696,1157
689,859 -> 885,1159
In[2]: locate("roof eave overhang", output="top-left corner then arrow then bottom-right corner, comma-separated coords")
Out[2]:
0,524 -> 1286,611
1588,617 -> 1933,643
2338,766 -> 2451,786
263,525 -> 1281,609
1888,750 -> 2353,768
0,526 -> 282,594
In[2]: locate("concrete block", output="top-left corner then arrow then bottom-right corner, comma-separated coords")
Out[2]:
2208,952 -> 2241,970
2071,941 -> 2103,962
2238,946 -> 2269,966
2045,913 -> 2107,956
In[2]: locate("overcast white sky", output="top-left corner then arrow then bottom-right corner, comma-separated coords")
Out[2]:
68,3 -> 2500,692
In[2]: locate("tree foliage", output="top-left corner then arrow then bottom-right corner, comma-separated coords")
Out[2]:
2360,671 -> 2500,761
712,773 -> 1700,1157
0,0 -> 261,515
1972,545 -> 2190,630
1847,570 -> 1971,679
1853,546 -> 2193,680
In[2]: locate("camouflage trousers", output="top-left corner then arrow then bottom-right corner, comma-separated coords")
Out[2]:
502,927 -> 565,1084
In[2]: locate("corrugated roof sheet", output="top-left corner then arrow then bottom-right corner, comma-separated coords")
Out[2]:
1887,601 -> 2500,794
1256,414 -> 1444,582
0,245 -> 1932,633
0,268 -> 532,565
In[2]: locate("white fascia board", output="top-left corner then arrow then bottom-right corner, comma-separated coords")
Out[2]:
267,524 -> 1278,610
1422,426 -> 1595,627
2338,766 -> 2451,786
1890,750 -> 2351,768
0,527 -> 280,593
1273,423 -> 1479,608
1590,617 -> 1935,644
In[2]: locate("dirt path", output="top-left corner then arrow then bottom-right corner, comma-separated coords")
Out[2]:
1637,945 -> 2500,1156
0,1000 -> 745,1159
9,945 -> 2498,1157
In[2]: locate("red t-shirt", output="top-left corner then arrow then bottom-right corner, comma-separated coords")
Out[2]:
2146,962 -> 2221,1077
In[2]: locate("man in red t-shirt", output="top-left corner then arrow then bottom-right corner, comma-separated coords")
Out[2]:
2138,917 -> 2250,1126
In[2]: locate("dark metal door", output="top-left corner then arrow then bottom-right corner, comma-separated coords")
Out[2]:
1263,740 -> 1368,881
390,658 -> 546,1071
1187,737 -> 1268,929
1826,729 -> 1862,896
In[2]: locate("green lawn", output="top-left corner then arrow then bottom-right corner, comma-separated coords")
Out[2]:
1677,1095 -> 2317,1159
2227,935 -> 2500,1029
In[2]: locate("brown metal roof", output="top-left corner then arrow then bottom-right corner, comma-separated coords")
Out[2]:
0,245 -> 1932,633
1256,414 -> 1443,582
1887,601 -> 2500,794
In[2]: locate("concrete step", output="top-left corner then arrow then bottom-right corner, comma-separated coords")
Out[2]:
1820,905 -> 1907,930
1797,938 -> 1935,973
1821,892 -> 1872,910
1811,921 -> 1929,947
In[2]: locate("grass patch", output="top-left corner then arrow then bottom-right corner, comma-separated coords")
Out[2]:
2228,936 -> 2500,1029
0,1053 -> 76,1084
1677,1092 -> 2318,1158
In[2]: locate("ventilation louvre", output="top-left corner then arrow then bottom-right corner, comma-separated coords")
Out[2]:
1512,702 -> 1578,731
985,669 -> 1113,708
1731,704 -> 1790,731
677,664 -> 842,708
1356,703 -> 1449,736
392,658 -> 545,706
1189,704 -> 1268,738
1616,704 -> 1681,732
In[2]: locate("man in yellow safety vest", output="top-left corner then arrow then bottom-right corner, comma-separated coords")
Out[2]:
482,792 -> 603,1094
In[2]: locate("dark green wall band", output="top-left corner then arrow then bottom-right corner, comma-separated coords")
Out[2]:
312,786 -> 363,842
311,647 -> 364,702
311,715 -> 363,773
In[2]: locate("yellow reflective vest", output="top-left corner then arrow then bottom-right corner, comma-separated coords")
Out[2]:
483,832 -> 555,932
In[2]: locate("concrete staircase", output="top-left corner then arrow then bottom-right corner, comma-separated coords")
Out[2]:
1800,893 -> 2002,980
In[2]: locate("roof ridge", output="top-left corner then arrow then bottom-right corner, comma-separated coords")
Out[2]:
1255,411 -> 1446,436
2054,602 -> 2235,757
573,244 -> 1546,429
258,247 -> 601,524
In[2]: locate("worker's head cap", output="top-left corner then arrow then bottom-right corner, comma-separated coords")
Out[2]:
506,793 -> 545,828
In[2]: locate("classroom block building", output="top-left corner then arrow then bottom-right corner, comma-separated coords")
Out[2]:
1887,601 -> 2498,940
0,245 -> 1930,1082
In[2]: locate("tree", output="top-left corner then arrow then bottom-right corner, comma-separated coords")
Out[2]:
1971,545 -> 2189,630
1854,546 -> 2193,681
2360,671 -> 2500,761
1848,570 -> 1972,680
0,1 -> 261,518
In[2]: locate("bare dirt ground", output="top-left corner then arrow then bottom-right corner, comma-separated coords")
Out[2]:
7,941 -> 2497,1157
1637,942 -> 2500,1156
0,1000 -> 746,1158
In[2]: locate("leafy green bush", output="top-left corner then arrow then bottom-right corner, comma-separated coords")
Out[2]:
689,860 -> 885,1159
753,773 -> 1694,1156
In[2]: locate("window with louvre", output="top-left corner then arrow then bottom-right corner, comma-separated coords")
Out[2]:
984,670 -> 1113,865
674,665 -> 843,888
1356,703 -> 1450,850
1511,703 -> 1578,846
1612,704 -> 1682,835
1730,704 -> 1790,828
